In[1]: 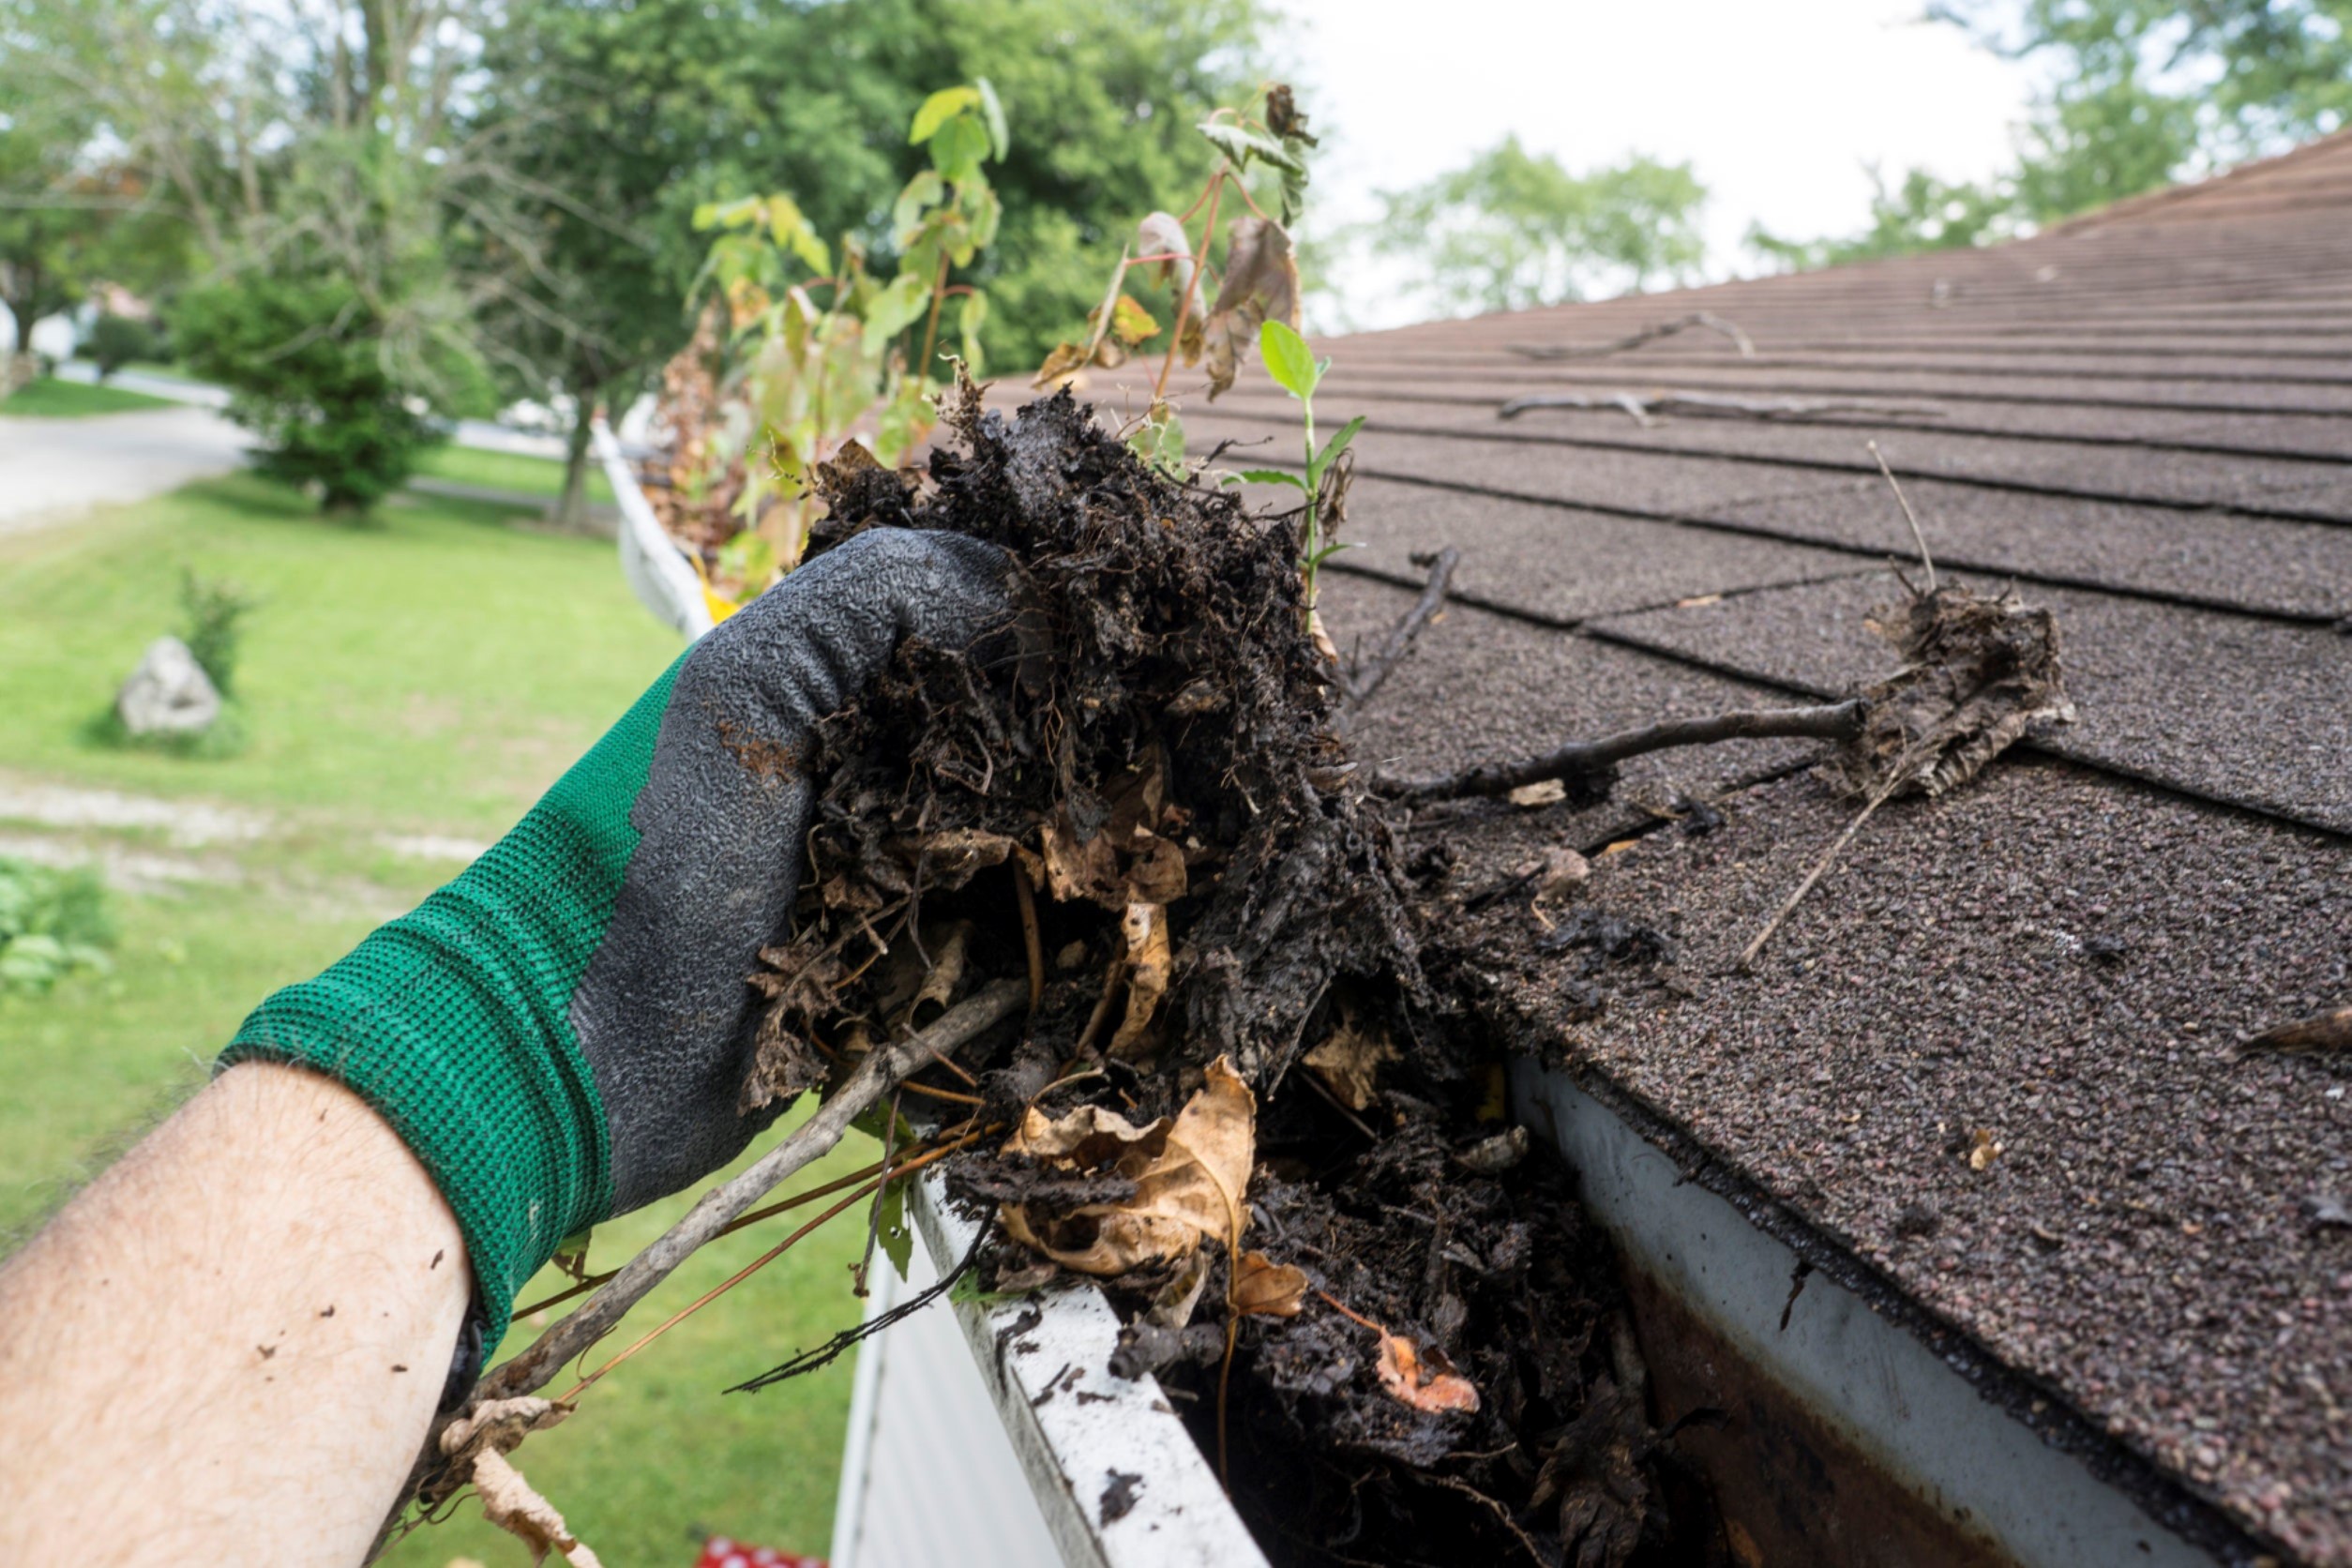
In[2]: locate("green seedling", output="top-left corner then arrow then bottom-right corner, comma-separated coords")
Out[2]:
1235,318 -> 1364,611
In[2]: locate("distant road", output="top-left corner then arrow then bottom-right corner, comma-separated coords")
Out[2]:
53,362 -> 571,460
0,404 -> 249,537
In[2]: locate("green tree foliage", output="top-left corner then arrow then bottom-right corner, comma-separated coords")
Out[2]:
1760,0 -> 2350,271
175,274 -> 482,515
471,0 -> 1270,525
1365,138 -> 1708,317
1746,166 -> 2013,271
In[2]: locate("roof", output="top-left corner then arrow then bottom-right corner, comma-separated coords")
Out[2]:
1176,130 -> 2352,1562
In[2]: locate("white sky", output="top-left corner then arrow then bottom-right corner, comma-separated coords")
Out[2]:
1270,0 -> 2038,327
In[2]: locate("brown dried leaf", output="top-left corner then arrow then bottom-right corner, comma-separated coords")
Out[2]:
1375,1333 -> 1480,1413
472,1450 -> 604,1568
1303,1018 -> 1399,1112
1135,212 -> 1196,297
903,919 -> 973,1027
1828,585 -> 2074,800
1033,340 -> 1091,388
1108,902 -> 1172,1060
1124,827 -> 1189,903
1232,1251 -> 1308,1318
1200,215 -> 1300,400
1041,811 -> 1127,909
1002,1056 -> 1255,1274
2243,1003 -> 2352,1054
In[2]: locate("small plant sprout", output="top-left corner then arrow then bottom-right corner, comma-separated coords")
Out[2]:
1236,318 -> 1364,615
665,81 -> 1008,606
1033,83 -> 1319,478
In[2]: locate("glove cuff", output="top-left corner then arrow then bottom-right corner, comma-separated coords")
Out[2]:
219,660 -> 683,1347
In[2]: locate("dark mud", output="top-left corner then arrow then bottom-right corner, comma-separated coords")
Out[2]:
760,387 -> 1724,1567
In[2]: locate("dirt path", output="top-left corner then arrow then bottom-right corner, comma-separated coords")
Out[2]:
0,406 -> 249,537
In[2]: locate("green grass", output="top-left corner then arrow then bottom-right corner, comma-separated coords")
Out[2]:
0,472 -> 676,838
1,377 -> 177,416
415,443 -> 614,505
0,472 -> 867,1563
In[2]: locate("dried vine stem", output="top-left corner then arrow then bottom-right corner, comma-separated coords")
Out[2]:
481,978 -> 1023,1400
1342,547 -> 1461,712
1506,311 -> 1756,362
1376,700 -> 1866,807
1498,389 -> 1942,428
385,978 -> 1027,1538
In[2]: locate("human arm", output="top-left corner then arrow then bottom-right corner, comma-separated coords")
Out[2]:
0,1062 -> 471,1564
0,527 -> 1014,1566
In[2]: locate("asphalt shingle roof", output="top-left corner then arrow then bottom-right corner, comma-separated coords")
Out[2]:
1159,130 -> 2352,1562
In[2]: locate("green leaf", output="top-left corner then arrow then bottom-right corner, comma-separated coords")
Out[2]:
861,272 -> 932,355
1198,120 -> 1305,175
976,77 -> 1010,161
927,113 -> 990,182
878,1180 -> 913,1283
958,289 -> 989,376
909,86 -> 982,145
1318,414 -> 1365,470
892,171 -> 945,246
1234,467 -> 1307,489
694,194 -> 761,232
1127,402 -> 1186,479
1259,319 -> 1319,400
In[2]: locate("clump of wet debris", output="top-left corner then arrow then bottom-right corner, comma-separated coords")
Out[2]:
735,383 -> 1730,1565
748,384 -> 2068,1566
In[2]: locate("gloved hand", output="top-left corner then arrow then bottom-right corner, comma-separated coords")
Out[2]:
221,528 -> 1014,1347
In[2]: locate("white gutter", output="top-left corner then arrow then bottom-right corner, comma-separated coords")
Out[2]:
593,415 -> 715,642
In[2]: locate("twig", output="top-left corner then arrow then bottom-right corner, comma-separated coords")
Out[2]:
1377,700 -> 1867,807
1013,865 -> 1045,1017
1498,389 -> 1943,429
1342,547 -> 1460,713
476,979 -> 1021,1402
1869,440 -> 1937,591
1736,778 -> 1898,971
1506,311 -> 1755,362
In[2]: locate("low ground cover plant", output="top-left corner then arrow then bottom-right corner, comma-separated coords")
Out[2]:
0,858 -> 113,996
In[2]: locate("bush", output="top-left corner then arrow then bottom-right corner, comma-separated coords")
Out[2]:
172,275 -> 475,515
179,568 -> 254,698
84,313 -> 162,381
0,858 -> 113,996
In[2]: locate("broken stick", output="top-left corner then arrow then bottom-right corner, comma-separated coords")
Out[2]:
1497,389 -> 1943,428
389,978 -> 1027,1532
1506,311 -> 1756,362
1376,700 -> 1865,807
1343,547 -> 1461,712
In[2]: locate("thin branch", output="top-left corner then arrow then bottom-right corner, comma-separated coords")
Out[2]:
1506,311 -> 1756,362
1869,440 -> 1937,592
1737,778 -> 1898,971
1342,548 -> 1460,712
1377,700 -> 1866,807
468,976 -> 1025,1406
1498,389 -> 1944,429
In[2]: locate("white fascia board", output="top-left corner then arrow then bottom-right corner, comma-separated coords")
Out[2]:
593,416 -> 715,642
906,1171 -> 1271,1568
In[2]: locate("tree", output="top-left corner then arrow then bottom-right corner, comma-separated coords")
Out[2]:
1758,0 -> 2351,271
1364,138 -> 1708,318
1746,165 -> 2013,272
472,0 -> 1274,526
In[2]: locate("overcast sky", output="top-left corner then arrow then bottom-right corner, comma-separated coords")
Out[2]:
1269,0 -> 2037,327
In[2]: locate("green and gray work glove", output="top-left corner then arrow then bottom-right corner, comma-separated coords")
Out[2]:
220,528 -> 1012,1353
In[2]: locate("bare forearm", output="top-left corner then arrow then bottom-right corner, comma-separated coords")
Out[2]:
0,1063 -> 469,1565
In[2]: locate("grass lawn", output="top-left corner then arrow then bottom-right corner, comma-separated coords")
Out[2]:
2,377 -> 178,416
415,441 -> 615,505
0,473 -> 871,1565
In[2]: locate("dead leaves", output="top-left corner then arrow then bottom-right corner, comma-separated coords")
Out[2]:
1302,1005 -> 1399,1112
1827,584 -> 2074,801
1201,216 -> 1301,400
1376,1332 -> 1482,1414
438,1398 -> 602,1567
1231,1251 -> 1309,1318
2242,1003 -> 2352,1054
1110,902 -> 1173,1059
1001,1056 -> 1255,1275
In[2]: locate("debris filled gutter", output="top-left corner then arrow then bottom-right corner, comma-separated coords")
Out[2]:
1510,1060 -> 2245,1568
593,415 -> 715,642
831,1170 -> 1269,1568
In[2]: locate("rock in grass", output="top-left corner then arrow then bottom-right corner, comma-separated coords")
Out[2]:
116,636 -> 221,736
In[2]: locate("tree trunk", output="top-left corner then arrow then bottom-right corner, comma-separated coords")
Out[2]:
553,399 -> 596,534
